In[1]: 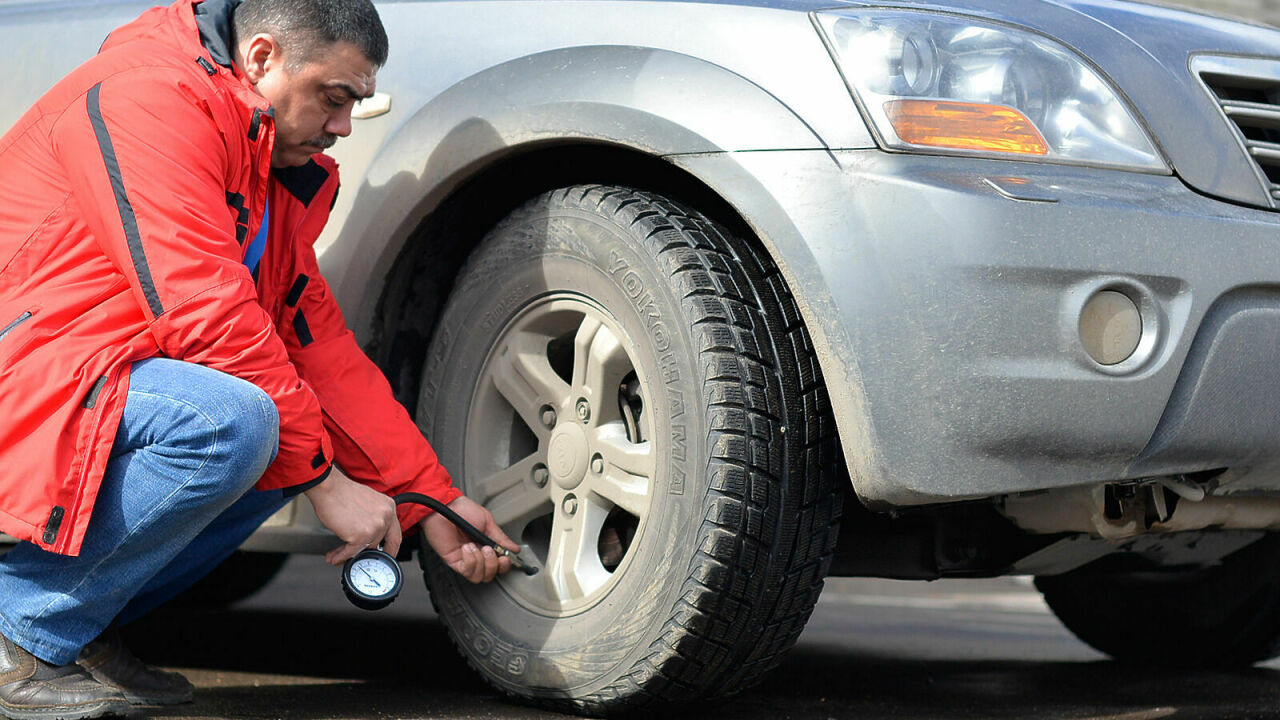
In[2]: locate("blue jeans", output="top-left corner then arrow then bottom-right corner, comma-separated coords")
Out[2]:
0,358 -> 288,665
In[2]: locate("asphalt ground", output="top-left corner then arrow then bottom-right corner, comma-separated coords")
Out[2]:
117,555 -> 1280,720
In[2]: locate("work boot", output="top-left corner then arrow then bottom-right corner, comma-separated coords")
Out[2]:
76,629 -> 192,706
0,632 -> 129,720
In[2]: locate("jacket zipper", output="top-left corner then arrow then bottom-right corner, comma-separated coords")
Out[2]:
57,361 -> 124,555
0,311 -> 32,342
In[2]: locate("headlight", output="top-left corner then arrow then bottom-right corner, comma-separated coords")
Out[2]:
815,10 -> 1167,172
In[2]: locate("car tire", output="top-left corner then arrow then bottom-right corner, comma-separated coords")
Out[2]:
1035,534 -> 1280,667
416,185 -> 841,714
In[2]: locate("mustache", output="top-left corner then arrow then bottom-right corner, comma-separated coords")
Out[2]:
303,135 -> 338,150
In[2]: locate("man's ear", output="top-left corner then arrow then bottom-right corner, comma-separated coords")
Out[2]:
239,32 -> 282,85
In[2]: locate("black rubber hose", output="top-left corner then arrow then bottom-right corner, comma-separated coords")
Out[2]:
393,492 -> 538,575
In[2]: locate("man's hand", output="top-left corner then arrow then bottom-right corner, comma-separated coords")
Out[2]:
423,496 -> 519,583
305,474 -> 402,565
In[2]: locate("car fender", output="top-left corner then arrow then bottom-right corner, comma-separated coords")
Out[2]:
320,45 -> 846,328
665,149 -> 887,504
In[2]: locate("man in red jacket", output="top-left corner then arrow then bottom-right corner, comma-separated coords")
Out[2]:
0,1 -> 517,718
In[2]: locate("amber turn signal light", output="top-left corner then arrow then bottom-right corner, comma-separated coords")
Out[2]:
884,99 -> 1049,155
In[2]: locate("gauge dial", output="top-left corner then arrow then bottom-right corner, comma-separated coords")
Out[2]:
349,557 -> 398,595
341,549 -> 404,610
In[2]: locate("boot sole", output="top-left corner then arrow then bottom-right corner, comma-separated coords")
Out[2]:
0,695 -> 132,720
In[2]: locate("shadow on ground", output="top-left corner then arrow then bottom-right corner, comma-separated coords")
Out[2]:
123,607 -> 1280,720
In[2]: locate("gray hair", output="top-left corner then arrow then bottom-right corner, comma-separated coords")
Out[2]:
233,0 -> 388,70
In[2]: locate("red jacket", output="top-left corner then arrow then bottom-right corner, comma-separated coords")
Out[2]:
0,0 -> 458,556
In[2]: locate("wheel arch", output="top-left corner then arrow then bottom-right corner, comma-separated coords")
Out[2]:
325,44 -> 829,336
324,45 -> 875,496
362,138 -> 881,507
365,140 -> 763,408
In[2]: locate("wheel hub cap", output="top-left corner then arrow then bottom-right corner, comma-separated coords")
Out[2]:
547,422 -> 589,490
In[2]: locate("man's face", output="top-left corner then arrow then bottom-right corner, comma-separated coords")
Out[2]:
242,38 -> 377,167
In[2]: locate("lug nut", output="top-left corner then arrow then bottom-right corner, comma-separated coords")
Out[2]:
532,465 -> 549,488
576,398 -> 590,423
540,406 -> 557,429
563,495 -> 578,516
590,454 -> 604,474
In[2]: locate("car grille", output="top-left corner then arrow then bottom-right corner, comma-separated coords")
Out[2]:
1195,55 -> 1280,209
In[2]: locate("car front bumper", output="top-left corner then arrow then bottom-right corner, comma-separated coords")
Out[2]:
670,148 -> 1280,507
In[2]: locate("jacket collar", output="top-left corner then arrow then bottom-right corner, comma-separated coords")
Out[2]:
185,0 -> 274,145
193,0 -> 241,69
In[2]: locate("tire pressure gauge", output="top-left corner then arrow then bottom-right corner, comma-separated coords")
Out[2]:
339,493 -> 539,611
341,548 -> 403,610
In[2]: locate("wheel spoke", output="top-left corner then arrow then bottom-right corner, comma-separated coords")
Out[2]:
511,330 -> 572,402
486,478 -> 553,532
489,333 -> 569,433
591,470 -> 651,519
594,423 -> 655,478
589,423 -> 653,517
571,319 -> 631,423
569,316 -> 604,390
470,454 -> 541,505
543,494 -> 611,603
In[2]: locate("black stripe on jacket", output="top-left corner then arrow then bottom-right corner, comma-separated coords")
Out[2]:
87,83 -> 164,319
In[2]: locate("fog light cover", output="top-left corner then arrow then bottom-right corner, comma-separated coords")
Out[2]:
1080,290 -> 1141,365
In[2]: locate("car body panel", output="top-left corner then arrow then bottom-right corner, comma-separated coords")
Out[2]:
673,147 -> 1280,505
3,0 -> 1280,541
0,2 -> 152,133
316,38 -> 853,332
312,0 -> 875,335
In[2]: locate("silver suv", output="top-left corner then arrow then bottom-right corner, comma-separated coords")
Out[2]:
5,0 -> 1280,714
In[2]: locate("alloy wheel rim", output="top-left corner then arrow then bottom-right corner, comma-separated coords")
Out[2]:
464,294 -> 656,615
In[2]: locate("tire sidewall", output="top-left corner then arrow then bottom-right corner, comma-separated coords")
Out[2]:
419,202 -> 709,697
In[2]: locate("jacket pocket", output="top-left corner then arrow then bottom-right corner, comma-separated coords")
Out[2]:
0,310 -> 33,343
0,306 -> 44,365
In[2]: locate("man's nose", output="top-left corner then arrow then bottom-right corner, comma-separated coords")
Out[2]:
327,108 -> 353,138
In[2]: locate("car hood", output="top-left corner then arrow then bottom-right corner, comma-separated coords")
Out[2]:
805,0 -> 1280,207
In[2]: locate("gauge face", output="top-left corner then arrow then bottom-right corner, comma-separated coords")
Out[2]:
342,549 -> 403,610
349,556 -> 398,597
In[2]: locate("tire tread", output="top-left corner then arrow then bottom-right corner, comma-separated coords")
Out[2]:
559,185 -> 841,713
